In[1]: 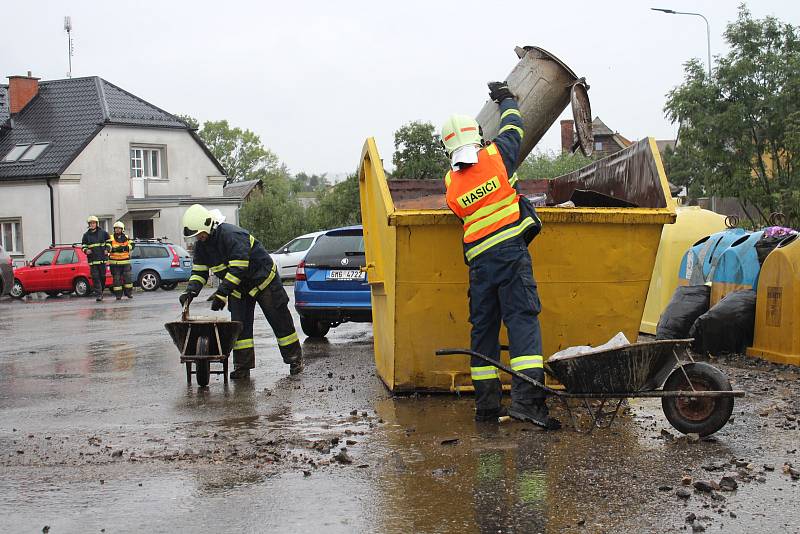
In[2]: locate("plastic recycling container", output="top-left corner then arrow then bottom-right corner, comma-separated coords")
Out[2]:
747,234 -> 800,366
678,228 -> 746,286
709,230 -> 764,306
640,206 -> 726,334
359,138 -> 676,392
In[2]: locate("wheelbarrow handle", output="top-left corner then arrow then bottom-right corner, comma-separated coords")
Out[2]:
436,348 -> 561,396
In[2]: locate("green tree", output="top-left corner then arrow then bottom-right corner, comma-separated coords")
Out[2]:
515,150 -> 593,180
176,113 -> 199,130
392,121 -> 449,179
196,120 -> 280,184
239,169 -> 307,251
664,6 -> 800,225
307,174 -> 361,230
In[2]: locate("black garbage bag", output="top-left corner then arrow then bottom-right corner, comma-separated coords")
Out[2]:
689,290 -> 756,355
755,236 -> 784,265
656,285 -> 711,340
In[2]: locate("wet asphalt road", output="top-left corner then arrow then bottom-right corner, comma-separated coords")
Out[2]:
1,288 -> 799,533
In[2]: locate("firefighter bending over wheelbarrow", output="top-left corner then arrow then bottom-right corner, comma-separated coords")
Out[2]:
179,204 -> 303,379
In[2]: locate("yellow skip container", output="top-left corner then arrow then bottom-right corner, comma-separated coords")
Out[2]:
747,235 -> 800,366
639,206 -> 727,334
359,137 -> 676,392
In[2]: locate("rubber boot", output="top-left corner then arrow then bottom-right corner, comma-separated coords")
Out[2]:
282,344 -> 303,375
508,400 -> 561,430
229,367 -> 251,380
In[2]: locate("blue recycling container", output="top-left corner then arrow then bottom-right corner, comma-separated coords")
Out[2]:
678,228 -> 746,285
709,230 -> 764,305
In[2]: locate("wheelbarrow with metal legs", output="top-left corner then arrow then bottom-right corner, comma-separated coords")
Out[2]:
164,301 -> 242,387
437,339 -> 745,436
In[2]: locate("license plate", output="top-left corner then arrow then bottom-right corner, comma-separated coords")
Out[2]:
327,269 -> 365,281
183,261 -> 192,267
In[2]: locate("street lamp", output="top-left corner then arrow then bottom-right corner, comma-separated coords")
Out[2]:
651,7 -> 712,77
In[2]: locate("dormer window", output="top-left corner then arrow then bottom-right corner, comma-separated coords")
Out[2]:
2,142 -> 49,162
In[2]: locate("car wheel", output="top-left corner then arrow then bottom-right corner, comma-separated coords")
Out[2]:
73,277 -> 90,297
138,270 -> 161,292
160,282 -> 178,291
300,316 -> 331,338
10,279 -> 26,299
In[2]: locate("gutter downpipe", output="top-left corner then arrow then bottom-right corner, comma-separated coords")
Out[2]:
45,177 -> 56,246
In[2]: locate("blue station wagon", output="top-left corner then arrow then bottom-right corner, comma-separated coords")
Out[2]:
130,240 -> 193,291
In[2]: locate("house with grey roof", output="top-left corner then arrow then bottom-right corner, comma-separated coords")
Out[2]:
0,73 -> 237,262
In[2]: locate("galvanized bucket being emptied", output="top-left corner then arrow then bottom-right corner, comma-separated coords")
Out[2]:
475,46 -> 593,161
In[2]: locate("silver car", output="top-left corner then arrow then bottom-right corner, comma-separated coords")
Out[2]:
0,245 -> 13,297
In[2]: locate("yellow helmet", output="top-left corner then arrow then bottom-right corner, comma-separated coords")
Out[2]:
182,204 -> 214,237
87,215 -> 99,223
440,114 -> 482,155
113,221 -> 125,230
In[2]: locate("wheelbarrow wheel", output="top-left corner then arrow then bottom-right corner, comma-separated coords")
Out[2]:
195,336 -> 211,387
661,362 -> 734,437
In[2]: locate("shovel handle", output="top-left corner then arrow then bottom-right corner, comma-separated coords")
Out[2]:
181,299 -> 190,321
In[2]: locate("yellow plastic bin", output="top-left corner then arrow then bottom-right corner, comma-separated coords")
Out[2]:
640,206 -> 726,334
359,137 -> 676,392
747,235 -> 800,366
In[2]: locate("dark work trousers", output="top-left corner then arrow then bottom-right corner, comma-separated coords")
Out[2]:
110,264 -> 133,297
468,237 -> 545,413
228,275 -> 301,370
90,263 -> 107,296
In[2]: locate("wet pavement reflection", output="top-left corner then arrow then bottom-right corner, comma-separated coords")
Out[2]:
1,290 -> 799,533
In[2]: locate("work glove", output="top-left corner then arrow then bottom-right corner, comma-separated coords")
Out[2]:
179,291 -> 197,307
208,291 -> 228,311
488,81 -> 514,103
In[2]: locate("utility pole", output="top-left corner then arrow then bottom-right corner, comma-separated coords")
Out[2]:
64,16 -> 73,78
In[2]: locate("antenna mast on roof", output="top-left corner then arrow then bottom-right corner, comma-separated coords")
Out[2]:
64,16 -> 73,78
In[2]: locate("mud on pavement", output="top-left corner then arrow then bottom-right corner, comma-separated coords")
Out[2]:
1,291 -> 799,533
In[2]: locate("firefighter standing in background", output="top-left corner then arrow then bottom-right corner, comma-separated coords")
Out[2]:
441,82 -> 559,429
107,221 -> 135,300
81,216 -> 110,302
179,204 -> 303,379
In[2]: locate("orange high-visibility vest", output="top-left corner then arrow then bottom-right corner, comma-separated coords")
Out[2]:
444,143 -> 520,244
108,235 -> 133,264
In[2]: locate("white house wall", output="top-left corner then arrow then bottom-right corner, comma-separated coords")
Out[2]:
56,125 -> 229,247
0,179 -> 52,262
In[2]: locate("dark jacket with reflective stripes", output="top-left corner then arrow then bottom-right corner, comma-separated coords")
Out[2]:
81,228 -> 110,263
187,222 -> 275,297
492,97 -> 524,179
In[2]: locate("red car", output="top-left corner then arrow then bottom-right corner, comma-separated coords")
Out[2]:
10,245 -> 114,298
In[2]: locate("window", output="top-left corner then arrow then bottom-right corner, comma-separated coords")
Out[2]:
130,146 -> 164,178
34,250 -> 56,267
143,246 -> 169,259
0,219 -> 23,254
56,249 -> 78,265
287,237 -> 314,253
98,217 -> 113,233
2,142 -> 50,162
594,141 -> 603,151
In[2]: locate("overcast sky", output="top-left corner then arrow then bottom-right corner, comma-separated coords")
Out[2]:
2,1 -> 798,177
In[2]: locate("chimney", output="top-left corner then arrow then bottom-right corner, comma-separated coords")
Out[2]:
8,72 -> 40,115
560,120 -> 575,154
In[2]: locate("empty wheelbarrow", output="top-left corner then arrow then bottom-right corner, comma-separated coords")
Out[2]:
164,302 -> 242,387
437,339 -> 745,436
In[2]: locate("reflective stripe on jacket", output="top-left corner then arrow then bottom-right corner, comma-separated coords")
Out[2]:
107,234 -> 134,264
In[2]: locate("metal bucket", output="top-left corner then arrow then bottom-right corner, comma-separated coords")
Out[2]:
475,46 -> 592,161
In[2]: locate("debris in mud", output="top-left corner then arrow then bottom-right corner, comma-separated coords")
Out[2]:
111,450 -> 123,458
693,480 -> 715,493
42,527 -> 50,533
440,438 -> 459,446
333,449 -> 353,464
658,485 -> 673,491
431,467 -> 455,477
660,429 -> 675,441
681,475 -> 693,485
676,488 -> 692,499
718,476 -> 738,491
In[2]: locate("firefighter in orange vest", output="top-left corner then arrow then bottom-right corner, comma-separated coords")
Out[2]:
107,221 -> 135,300
441,81 -> 559,429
